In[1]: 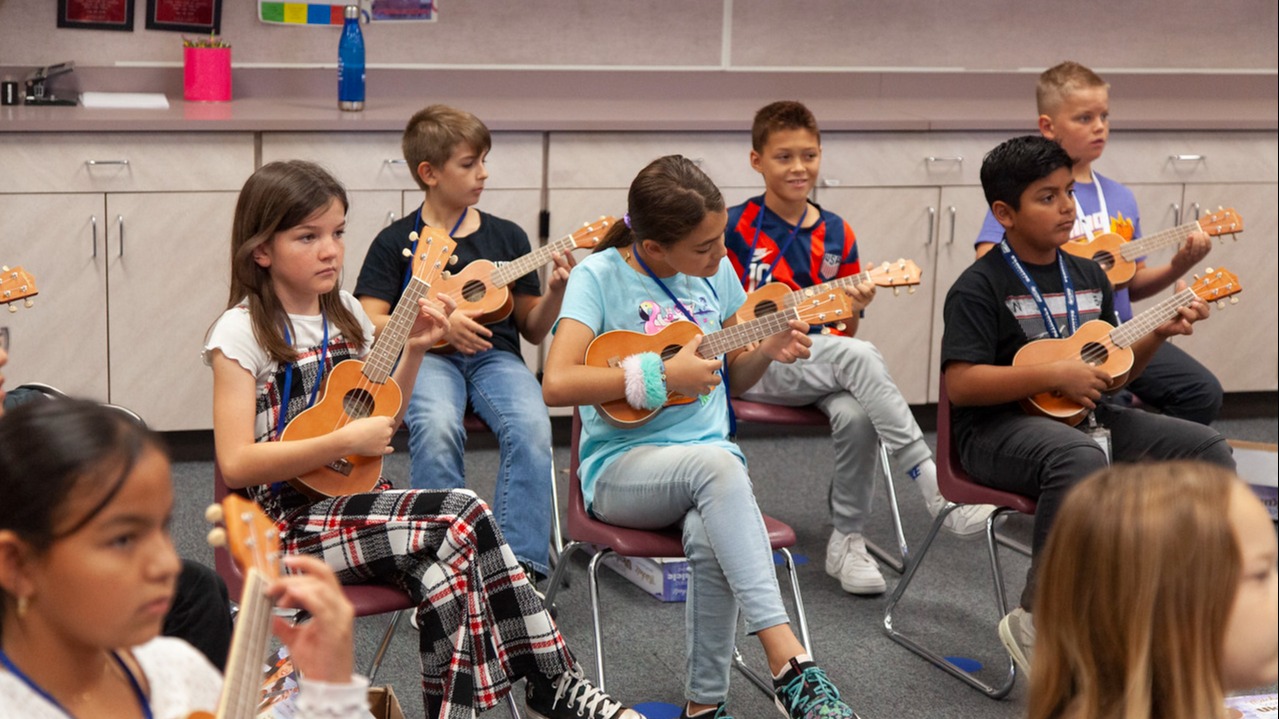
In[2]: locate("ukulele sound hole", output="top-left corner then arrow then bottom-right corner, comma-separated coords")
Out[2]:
343,388 -> 376,419
660,345 -> 681,362
1091,250 -> 1116,271
462,279 -> 487,302
1080,341 -> 1109,367
754,300 -> 779,316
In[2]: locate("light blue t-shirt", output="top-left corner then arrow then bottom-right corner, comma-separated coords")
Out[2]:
556,248 -> 749,509
975,172 -> 1143,320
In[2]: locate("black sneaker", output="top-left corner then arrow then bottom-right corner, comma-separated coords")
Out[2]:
525,665 -> 646,719
679,703 -> 733,718
772,657 -> 857,719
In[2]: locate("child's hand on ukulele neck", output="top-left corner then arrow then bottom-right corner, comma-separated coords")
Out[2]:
406,294 -> 456,351
338,416 -> 397,457
1155,280 -> 1210,339
1170,230 -> 1213,275
665,334 -> 723,398
758,318 -> 812,365
1049,359 -> 1111,410
843,280 -> 876,312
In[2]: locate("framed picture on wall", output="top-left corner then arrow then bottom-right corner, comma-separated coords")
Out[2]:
146,0 -> 222,33
57,0 -> 135,31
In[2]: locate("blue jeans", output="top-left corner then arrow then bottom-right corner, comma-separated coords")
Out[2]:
590,444 -> 790,705
404,349 -> 553,574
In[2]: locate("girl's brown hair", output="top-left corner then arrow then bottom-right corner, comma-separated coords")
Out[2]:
1030,461 -> 1241,719
226,160 -> 365,364
593,155 -> 725,254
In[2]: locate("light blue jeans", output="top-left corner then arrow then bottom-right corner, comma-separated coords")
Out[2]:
404,349 -> 553,575
590,444 -> 790,705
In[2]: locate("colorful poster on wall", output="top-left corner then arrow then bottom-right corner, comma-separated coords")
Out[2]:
146,0 -> 222,33
258,0 -> 436,25
58,0 -> 135,31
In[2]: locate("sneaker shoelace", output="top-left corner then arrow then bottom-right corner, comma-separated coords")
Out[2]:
779,666 -> 846,718
552,666 -> 623,717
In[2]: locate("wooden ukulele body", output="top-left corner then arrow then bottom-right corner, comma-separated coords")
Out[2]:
434,258 -> 514,324
1060,233 -> 1137,287
1014,319 -> 1132,425
736,282 -> 792,322
587,322 -> 704,428
280,360 -> 403,497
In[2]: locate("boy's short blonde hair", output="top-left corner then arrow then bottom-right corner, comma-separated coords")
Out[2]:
1036,61 -> 1109,115
401,104 -> 492,191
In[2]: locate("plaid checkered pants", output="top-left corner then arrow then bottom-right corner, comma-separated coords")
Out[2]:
282,488 -> 572,718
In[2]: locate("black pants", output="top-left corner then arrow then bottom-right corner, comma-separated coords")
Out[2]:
163,559 -> 233,670
958,401 -> 1234,610
1124,341 -> 1223,425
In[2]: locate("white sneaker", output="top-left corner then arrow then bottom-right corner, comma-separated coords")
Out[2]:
999,607 -> 1035,675
938,502 -> 998,538
825,529 -> 886,595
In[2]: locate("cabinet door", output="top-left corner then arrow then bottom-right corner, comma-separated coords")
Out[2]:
342,190 -> 407,293
105,192 -> 238,430
0,193 -> 109,401
814,187 -> 941,404
927,187 -> 991,402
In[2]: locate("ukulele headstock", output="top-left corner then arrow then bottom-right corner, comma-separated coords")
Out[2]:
402,228 -> 458,289
865,258 -> 923,296
1,265 -> 38,313
1197,207 -> 1243,239
1189,266 -> 1243,309
570,215 -> 618,251
206,494 -> 282,581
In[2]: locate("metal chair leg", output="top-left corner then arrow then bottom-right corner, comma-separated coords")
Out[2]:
586,548 -> 610,692
731,546 -> 813,700
882,503 -> 1018,699
366,609 -> 406,684
548,454 -> 564,569
864,441 -> 909,574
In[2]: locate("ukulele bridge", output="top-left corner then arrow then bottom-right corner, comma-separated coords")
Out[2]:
326,458 -> 354,476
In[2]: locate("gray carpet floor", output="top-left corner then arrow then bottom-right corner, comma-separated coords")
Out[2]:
167,406 -> 1278,719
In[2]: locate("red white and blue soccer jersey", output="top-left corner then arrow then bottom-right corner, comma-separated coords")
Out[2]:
725,196 -> 861,293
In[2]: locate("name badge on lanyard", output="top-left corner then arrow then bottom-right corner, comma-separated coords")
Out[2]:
1072,170 -> 1110,240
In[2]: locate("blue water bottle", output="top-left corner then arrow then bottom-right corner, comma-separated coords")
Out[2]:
338,5 -> 365,111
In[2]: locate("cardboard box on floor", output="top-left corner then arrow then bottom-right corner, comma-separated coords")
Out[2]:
367,685 -> 406,719
1230,440 -> 1277,521
585,545 -> 689,602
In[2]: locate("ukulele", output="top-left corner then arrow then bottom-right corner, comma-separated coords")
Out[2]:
736,258 -> 923,323
199,494 -> 283,719
282,229 -> 455,498
1060,208 -> 1242,287
588,289 -> 855,428
1,265 -> 38,312
1016,266 -> 1242,425
433,215 -> 616,341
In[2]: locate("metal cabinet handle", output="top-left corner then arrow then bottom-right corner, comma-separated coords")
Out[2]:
90,215 -> 98,258
1169,154 -> 1205,162
1171,203 -> 1181,226
117,215 -> 125,257
947,206 -> 957,244
821,178 -> 842,187
385,159 -> 407,166
925,156 -> 963,164
1192,202 -> 1201,220
386,211 -> 397,226
926,207 -> 936,246
85,159 -> 130,166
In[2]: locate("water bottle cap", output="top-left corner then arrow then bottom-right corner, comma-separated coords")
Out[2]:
344,5 -> 359,19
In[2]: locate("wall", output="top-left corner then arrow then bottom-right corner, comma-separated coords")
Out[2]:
1,0 -> 1276,72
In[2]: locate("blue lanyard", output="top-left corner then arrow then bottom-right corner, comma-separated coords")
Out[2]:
0,648 -> 154,719
998,238 -> 1078,339
631,246 -> 736,437
739,197 -> 808,288
274,314 -> 329,441
403,205 -> 467,293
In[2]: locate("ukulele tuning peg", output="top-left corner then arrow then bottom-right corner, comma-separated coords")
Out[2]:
8,304 -> 16,313
1229,296 -> 1239,304
908,286 -> 917,295
1205,267 -> 1215,274
835,322 -> 847,332
402,248 -> 412,258
408,231 -> 419,242
442,271 -> 451,280
23,299 -> 33,309
1216,300 -> 1226,309
448,255 -> 459,266
892,287 -> 900,296
206,527 -> 227,548
204,504 -> 225,523
0,265 -> 8,272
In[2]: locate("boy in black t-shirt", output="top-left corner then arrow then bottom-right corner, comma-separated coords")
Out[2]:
940,135 -> 1234,676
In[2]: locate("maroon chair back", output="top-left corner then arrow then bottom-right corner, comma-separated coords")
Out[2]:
566,409 -> 796,553
936,374 -> 1037,514
211,464 -> 414,616
730,399 -> 829,427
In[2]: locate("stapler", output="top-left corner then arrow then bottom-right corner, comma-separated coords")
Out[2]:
25,61 -> 78,106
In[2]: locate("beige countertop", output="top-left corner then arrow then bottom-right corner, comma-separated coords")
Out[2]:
1,68 -> 1275,133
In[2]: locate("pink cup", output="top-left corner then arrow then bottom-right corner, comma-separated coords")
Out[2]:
183,47 -> 231,102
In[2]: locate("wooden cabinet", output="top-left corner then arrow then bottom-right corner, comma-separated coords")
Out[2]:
0,133 -> 253,430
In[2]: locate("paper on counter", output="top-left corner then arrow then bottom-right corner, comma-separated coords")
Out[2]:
80,92 -> 171,109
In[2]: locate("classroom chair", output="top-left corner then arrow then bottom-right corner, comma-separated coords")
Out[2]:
542,409 -> 812,698
879,374 -> 1036,699
730,398 -> 910,573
